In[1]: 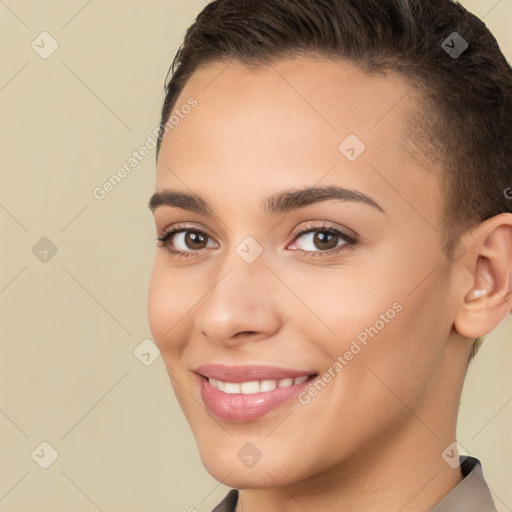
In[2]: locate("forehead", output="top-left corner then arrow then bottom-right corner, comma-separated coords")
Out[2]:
156,57 -> 442,226
163,57 -> 416,153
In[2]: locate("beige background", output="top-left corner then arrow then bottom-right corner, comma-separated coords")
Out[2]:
0,1 -> 511,511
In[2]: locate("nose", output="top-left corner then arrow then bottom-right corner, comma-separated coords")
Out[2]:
194,257 -> 281,347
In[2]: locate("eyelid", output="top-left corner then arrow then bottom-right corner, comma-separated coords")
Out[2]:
158,220 -> 213,237
289,220 -> 357,244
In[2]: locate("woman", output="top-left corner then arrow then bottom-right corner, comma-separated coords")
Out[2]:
147,1 -> 512,510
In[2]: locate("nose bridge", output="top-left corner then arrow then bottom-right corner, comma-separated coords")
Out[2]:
194,244 -> 280,344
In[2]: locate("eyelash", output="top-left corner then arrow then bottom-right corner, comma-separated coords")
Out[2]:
156,221 -> 357,259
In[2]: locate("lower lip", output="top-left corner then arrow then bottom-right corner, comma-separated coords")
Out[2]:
198,374 -> 317,422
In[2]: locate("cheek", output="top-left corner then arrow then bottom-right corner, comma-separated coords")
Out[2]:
147,261 -> 195,405
331,277 -> 450,418
287,264 -> 397,349
147,262 -> 167,343
302,249 -> 443,384
147,258 -> 190,354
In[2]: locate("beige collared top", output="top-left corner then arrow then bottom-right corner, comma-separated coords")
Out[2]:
211,456 -> 497,512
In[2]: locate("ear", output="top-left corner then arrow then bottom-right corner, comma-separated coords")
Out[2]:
454,213 -> 512,339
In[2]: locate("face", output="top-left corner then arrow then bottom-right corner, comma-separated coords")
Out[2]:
148,57 -> 463,490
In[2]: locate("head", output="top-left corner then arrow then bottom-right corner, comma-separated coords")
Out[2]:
148,0 -> 512,491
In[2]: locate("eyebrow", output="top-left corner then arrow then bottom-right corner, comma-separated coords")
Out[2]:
148,185 -> 385,216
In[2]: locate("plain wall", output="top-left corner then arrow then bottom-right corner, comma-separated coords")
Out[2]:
0,1 -> 510,510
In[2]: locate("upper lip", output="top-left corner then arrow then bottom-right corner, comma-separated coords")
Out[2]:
194,364 -> 317,383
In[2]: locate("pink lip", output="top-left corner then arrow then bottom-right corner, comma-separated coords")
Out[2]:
194,364 -> 318,422
194,363 -> 316,382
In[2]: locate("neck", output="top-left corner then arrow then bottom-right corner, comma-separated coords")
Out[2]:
236,423 -> 463,512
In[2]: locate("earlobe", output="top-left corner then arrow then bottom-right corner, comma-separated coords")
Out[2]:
454,213 -> 512,339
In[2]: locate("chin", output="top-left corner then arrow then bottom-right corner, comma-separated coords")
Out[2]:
202,457 -> 295,489
195,438 -> 311,489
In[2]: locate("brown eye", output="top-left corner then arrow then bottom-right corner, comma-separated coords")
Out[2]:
182,231 -> 208,250
288,224 -> 357,257
157,227 -> 218,256
311,231 -> 339,250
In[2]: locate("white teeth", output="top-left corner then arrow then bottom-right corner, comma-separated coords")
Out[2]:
260,379 -> 277,392
208,375 -> 310,394
278,377 -> 294,387
240,381 -> 260,394
223,382 -> 241,393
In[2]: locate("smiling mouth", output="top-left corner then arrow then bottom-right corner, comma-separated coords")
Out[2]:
203,374 -> 318,394
196,372 -> 320,422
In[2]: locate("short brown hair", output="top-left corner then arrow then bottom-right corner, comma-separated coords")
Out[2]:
157,0 -> 512,359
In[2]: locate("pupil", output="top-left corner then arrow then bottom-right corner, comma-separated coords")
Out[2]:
187,232 -> 205,249
315,231 -> 337,250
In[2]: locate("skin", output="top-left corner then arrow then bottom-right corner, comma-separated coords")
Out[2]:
147,56 -> 512,512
